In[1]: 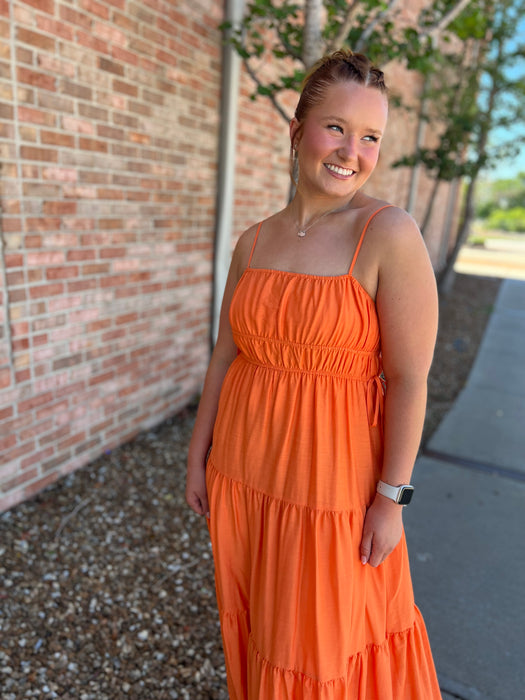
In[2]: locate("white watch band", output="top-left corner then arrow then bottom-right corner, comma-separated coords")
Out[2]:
376,480 -> 413,504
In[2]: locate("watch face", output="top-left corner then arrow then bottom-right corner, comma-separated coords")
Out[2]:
398,487 -> 414,505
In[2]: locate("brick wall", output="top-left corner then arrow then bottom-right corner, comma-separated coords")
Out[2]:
0,1 -> 458,512
0,0 -> 224,510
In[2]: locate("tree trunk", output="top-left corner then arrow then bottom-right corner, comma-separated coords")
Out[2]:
406,95 -> 428,215
437,176 -> 476,294
420,175 -> 441,238
438,13 -> 500,295
303,0 -> 324,68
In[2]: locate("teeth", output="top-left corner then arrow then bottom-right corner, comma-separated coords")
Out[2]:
325,163 -> 355,176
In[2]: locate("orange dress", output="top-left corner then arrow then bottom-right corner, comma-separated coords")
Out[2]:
206,208 -> 441,699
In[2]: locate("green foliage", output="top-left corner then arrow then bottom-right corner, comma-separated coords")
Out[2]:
485,207 -> 525,232
228,0 -> 476,100
393,0 -> 525,189
475,174 -> 525,217
225,0 -> 525,201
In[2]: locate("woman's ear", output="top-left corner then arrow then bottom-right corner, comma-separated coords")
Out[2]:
289,118 -> 301,150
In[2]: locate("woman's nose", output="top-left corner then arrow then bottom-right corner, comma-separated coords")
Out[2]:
337,136 -> 357,161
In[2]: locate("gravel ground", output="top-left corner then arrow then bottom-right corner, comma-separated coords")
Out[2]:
0,272 -> 501,700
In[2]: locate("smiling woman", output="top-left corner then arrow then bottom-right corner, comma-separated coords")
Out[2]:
290,80 -> 388,205
186,49 -> 441,699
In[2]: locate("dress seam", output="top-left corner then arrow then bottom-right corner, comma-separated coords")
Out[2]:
207,459 -> 367,515
234,329 -> 380,355
237,353 -> 381,382
247,623 -> 417,686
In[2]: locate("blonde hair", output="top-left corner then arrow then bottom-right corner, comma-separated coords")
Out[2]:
295,49 -> 388,122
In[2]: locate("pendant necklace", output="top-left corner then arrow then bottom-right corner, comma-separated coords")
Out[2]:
296,203 -> 349,238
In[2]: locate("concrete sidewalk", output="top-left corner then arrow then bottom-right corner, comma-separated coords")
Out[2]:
404,278 -> 525,700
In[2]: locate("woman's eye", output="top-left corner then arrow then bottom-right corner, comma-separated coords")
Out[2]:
328,124 -> 344,133
363,135 -> 379,143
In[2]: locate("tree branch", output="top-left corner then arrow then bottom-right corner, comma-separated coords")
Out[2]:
276,28 -> 303,62
355,0 -> 402,53
243,58 -> 293,123
326,0 -> 361,53
423,0 -> 474,43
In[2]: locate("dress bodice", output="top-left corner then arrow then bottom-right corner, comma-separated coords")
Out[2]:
230,267 -> 382,381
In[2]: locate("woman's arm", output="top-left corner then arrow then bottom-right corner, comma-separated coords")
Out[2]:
185,228 -> 255,516
360,207 -> 438,566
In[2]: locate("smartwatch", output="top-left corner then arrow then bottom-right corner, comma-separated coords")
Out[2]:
376,480 -> 414,505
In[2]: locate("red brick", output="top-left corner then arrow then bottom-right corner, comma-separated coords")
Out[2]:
18,106 -> 56,126
67,249 -> 95,262
23,472 -> 60,497
21,0 -> 54,12
75,29 -> 108,54
98,56 -> 124,75
79,137 -> 108,153
20,146 -> 58,163
0,367 -> 11,389
81,263 -> 110,275
89,371 -> 114,386
27,251 -> 65,266
9,288 -> 27,303
0,405 -> 14,421
5,253 -> 23,267
74,436 -> 101,455
29,282 -> 64,299
112,78 -> 138,97
61,79 -> 92,101
80,0 -> 110,18
43,201 -> 77,215
59,5 -> 91,28
7,270 -> 24,286
26,217 -> 61,231
0,102 -> 13,120
37,17 -> 75,41
16,391 -> 54,414
17,27 -> 55,51
41,130 -> 75,147
111,45 -> 139,66
21,446 -> 54,470
18,66 -> 57,91
58,431 -> 86,451
3,468 -> 39,493
2,218 -> 22,232
116,312 -> 138,325
68,278 -> 98,292
46,265 -> 79,280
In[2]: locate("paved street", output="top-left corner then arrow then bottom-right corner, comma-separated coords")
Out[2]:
455,234 -> 525,280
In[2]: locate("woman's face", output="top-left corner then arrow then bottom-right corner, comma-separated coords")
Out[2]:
290,80 -> 388,201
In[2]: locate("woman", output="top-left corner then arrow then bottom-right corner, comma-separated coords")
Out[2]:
186,50 -> 441,699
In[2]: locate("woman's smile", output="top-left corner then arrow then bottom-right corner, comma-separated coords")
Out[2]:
324,163 -> 356,178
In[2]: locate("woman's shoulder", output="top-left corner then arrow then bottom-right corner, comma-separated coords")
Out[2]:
363,198 -> 421,245
234,211 -> 285,265
235,221 -> 260,254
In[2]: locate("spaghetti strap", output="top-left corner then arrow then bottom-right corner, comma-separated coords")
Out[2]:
247,222 -> 263,268
349,204 -> 394,275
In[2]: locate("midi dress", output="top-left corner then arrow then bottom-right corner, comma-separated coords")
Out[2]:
206,207 -> 441,699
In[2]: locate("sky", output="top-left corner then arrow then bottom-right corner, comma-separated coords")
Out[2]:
486,12 -> 525,181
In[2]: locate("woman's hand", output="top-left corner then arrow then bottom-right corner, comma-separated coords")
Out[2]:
185,461 -> 210,518
360,493 -> 404,567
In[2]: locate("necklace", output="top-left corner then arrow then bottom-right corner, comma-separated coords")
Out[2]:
296,203 -> 348,238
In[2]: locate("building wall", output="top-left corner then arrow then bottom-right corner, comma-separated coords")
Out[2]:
0,0 -> 458,512
0,0 -> 223,510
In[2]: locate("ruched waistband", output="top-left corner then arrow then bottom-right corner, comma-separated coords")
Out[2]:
237,353 -> 385,429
